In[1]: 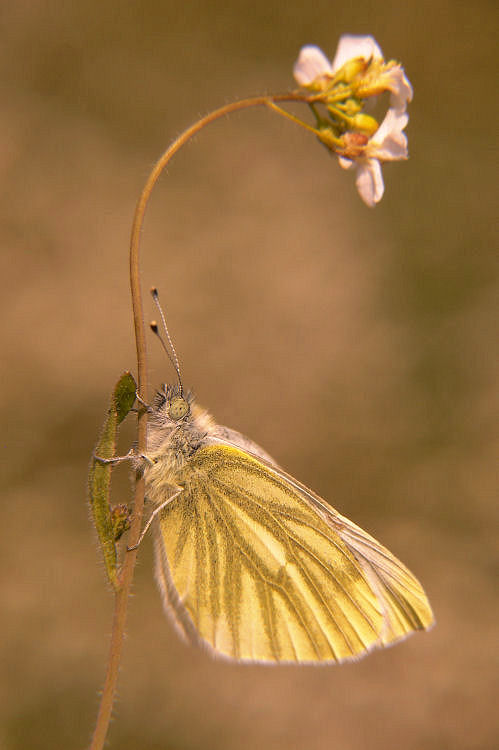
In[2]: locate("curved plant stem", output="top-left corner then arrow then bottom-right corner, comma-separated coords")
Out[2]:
89,90 -> 315,750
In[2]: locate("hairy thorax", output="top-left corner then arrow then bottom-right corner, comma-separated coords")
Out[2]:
143,400 -> 216,507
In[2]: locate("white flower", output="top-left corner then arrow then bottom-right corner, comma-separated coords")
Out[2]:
294,35 -> 413,113
339,108 -> 409,206
293,35 -> 413,205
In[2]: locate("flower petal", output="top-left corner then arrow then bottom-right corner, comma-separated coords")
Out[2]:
293,45 -> 333,86
331,34 -> 383,73
371,108 -> 409,161
338,156 -> 355,170
355,159 -> 384,206
385,65 -> 413,112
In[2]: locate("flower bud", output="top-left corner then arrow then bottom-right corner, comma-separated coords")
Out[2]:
317,126 -> 339,151
350,113 -> 379,136
111,504 -> 131,541
340,98 -> 363,116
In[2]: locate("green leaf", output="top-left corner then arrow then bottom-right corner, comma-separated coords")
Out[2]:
114,370 -> 137,424
88,372 -> 137,589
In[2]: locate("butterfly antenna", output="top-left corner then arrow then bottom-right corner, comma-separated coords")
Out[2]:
149,321 -> 178,379
150,287 -> 184,396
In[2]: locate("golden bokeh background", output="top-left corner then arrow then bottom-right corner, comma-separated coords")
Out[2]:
1,2 -> 497,748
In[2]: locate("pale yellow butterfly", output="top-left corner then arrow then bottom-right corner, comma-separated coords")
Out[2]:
138,290 -> 434,664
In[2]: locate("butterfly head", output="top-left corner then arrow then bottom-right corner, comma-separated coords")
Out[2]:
148,385 -> 213,460
153,384 -> 192,425
168,394 -> 190,421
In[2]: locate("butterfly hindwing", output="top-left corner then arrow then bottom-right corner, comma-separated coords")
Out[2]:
153,443 -> 433,663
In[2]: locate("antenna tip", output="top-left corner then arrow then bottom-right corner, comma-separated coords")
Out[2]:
150,321 -> 159,333
150,287 -> 158,298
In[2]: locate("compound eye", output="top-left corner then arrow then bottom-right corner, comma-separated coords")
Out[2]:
168,396 -> 189,421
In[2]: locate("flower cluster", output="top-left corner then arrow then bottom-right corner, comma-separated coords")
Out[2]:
293,35 -> 412,206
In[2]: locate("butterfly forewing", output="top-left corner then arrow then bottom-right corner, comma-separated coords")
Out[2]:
153,443 -> 433,663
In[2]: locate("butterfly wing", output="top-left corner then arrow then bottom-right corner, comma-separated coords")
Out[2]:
213,424 -> 280,466
153,443 -> 434,663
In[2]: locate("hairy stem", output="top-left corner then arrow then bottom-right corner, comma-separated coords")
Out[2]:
89,90 -> 315,750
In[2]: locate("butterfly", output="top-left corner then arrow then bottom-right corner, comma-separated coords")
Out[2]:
131,290 -> 434,664
139,397 -> 434,665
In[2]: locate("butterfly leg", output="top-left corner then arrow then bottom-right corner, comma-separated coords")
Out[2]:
93,448 -> 153,466
134,391 -> 154,412
127,487 -> 183,551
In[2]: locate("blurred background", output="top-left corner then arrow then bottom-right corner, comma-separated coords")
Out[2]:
1,1 -> 497,748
